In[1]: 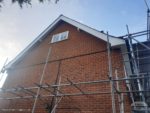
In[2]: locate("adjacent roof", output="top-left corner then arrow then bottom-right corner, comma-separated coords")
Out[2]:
5,15 -> 125,69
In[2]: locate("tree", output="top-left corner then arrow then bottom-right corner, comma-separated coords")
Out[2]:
0,0 -> 59,8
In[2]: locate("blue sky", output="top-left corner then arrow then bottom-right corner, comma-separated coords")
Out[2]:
0,0 -> 149,86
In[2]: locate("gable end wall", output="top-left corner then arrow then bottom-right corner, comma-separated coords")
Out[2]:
2,22 -> 131,113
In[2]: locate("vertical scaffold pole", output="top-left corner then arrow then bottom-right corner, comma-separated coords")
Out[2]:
107,32 -> 116,113
126,25 -> 145,102
126,25 -> 148,113
52,60 -> 62,113
32,47 -> 51,113
144,0 -> 150,40
115,69 -> 124,113
147,6 -> 150,40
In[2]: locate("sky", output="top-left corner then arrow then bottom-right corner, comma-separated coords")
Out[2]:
0,0 -> 149,87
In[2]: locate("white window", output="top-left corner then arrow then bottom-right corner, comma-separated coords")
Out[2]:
51,31 -> 69,43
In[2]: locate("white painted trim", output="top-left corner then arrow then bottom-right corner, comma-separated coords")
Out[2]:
60,16 -> 125,46
5,15 -> 125,69
51,31 -> 69,43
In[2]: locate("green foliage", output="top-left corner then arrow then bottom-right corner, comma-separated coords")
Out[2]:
0,0 -> 3,8
0,0 -> 59,8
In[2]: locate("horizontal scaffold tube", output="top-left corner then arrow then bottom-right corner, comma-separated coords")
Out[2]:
0,76 -> 150,93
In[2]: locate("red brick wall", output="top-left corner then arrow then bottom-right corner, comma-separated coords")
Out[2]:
0,22 -> 131,113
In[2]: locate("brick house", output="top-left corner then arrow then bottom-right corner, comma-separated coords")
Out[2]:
0,15 -> 131,113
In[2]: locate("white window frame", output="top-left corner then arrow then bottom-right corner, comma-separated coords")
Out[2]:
51,31 -> 69,43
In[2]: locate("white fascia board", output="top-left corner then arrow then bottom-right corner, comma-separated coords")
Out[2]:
60,16 -> 125,46
5,15 -> 125,69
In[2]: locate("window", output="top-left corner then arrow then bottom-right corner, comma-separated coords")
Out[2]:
51,31 -> 69,43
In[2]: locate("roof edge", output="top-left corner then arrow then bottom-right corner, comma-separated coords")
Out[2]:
5,15 -> 125,70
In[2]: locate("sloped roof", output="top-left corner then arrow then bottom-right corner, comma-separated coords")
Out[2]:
5,15 -> 125,69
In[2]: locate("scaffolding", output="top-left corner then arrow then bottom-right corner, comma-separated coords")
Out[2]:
122,27 -> 150,113
0,29 -> 149,113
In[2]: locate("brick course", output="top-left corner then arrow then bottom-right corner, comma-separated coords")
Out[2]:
0,22 -> 131,113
